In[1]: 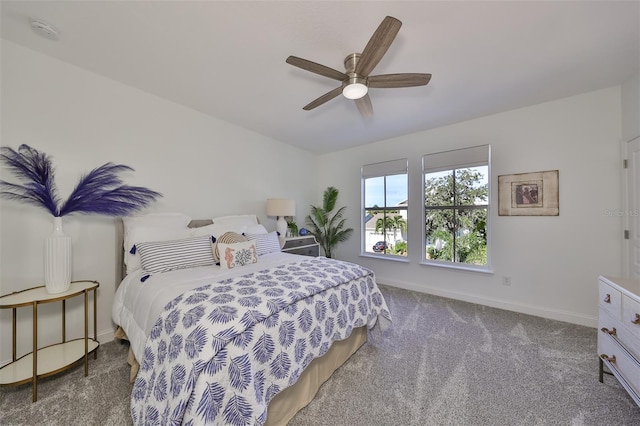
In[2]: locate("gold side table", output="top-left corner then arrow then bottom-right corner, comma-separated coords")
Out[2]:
0,280 -> 99,402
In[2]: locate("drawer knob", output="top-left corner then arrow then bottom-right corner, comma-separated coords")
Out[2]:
604,294 -> 611,303
600,354 -> 617,364
600,327 -> 617,336
632,314 -> 640,325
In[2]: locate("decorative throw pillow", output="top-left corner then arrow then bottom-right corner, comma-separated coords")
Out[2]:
136,234 -> 215,275
124,226 -> 192,275
212,231 -> 248,262
244,231 -> 281,256
122,213 -> 192,275
218,240 -> 258,269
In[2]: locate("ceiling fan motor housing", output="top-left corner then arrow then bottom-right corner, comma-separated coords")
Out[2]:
342,53 -> 369,99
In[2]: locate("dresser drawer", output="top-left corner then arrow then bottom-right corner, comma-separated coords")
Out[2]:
599,334 -> 640,396
599,280 -> 622,320
284,245 -> 319,257
599,312 -> 640,360
282,236 -> 316,249
623,295 -> 640,339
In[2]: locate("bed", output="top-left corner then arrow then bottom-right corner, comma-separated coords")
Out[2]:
111,213 -> 391,425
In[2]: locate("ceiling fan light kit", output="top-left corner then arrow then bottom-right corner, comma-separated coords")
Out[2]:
342,80 -> 368,100
286,16 -> 431,117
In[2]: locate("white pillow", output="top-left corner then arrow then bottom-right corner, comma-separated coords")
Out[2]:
217,240 -> 258,269
212,214 -> 258,233
189,223 -> 227,239
136,235 -> 215,275
123,212 -> 191,231
124,226 -> 192,275
244,224 -> 268,235
244,231 -> 281,256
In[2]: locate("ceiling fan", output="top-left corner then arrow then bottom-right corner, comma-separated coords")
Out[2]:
286,16 -> 431,118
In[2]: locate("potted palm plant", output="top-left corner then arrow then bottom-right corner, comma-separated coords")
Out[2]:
305,186 -> 353,258
0,144 -> 162,293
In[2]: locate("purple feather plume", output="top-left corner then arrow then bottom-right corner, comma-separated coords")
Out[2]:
1,145 -> 162,217
0,145 -> 59,215
59,163 -> 162,216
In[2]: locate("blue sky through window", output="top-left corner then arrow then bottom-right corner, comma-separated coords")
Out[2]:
365,174 -> 407,207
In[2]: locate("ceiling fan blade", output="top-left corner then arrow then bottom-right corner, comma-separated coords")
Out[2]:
355,94 -> 373,118
355,16 -> 402,77
303,86 -> 343,110
286,56 -> 348,81
368,73 -> 432,88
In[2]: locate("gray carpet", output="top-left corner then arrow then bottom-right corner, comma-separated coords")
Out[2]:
1,285 -> 638,425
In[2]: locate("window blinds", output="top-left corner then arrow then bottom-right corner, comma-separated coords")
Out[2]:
423,145 -> 490,174
362,158 -> 408,178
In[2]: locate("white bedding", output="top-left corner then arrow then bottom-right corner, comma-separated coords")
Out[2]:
129,255 -> 391,425
112,251 -> 307,362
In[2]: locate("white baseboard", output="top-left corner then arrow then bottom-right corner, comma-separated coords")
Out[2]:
377,277 -> 598,328
98,327 -> 116,344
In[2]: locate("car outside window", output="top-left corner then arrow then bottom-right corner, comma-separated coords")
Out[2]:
362,159 -> 408,257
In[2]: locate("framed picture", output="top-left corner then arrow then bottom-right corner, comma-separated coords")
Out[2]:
498,170 -> 559,216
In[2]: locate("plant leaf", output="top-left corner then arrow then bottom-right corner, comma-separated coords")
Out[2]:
323,186 -> 338,212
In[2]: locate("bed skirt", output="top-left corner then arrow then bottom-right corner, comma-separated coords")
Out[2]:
114,325 -> 367,425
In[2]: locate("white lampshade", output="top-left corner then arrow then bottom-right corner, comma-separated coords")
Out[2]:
266,198 -> 296,217
266,199 -> 296,237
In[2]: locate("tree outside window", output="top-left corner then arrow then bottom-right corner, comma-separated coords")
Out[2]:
424,166 -> 488,265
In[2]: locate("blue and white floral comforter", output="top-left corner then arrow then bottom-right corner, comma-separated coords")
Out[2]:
131,256 -> 391,425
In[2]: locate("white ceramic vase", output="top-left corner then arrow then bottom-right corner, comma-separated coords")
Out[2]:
44,216 -> 72,294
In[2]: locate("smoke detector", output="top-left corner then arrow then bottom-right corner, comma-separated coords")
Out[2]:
29,18 -> 59,41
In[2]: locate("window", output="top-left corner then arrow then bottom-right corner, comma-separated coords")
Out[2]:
423,145 -> 490,269
362,159 -> 408,257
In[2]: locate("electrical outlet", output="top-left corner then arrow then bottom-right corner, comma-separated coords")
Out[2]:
502,276 -> 511,286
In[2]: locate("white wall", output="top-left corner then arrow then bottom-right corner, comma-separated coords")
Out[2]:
622,73 -> 640,142
318,87 -> 623,327
0,40 -> 318,364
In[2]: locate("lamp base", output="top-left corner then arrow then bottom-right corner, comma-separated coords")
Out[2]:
276,216 -> 288,237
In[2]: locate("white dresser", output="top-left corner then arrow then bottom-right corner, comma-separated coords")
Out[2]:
598,275 -> 640,406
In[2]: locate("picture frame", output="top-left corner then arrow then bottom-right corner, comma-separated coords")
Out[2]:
498,170 -> 559,216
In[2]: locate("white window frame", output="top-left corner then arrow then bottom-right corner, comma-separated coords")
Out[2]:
361,158 -> 409,260
422,145 -> 492,272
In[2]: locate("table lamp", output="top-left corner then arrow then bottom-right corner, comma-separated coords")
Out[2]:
266,198 -> 296,237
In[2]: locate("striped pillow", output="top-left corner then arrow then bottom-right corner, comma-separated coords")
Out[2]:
213,232 -> 248,262
244,231 -> 281,256
136,235 -> 215,274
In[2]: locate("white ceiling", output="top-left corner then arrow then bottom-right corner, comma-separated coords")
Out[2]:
1,1 -> 639,154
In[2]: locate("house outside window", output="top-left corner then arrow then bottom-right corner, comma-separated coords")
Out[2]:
423,145 -> 490,270
362,159 -> 408,257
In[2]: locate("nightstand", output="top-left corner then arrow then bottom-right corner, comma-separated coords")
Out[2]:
0,280 -> 99,402
281,235 -> 320,257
